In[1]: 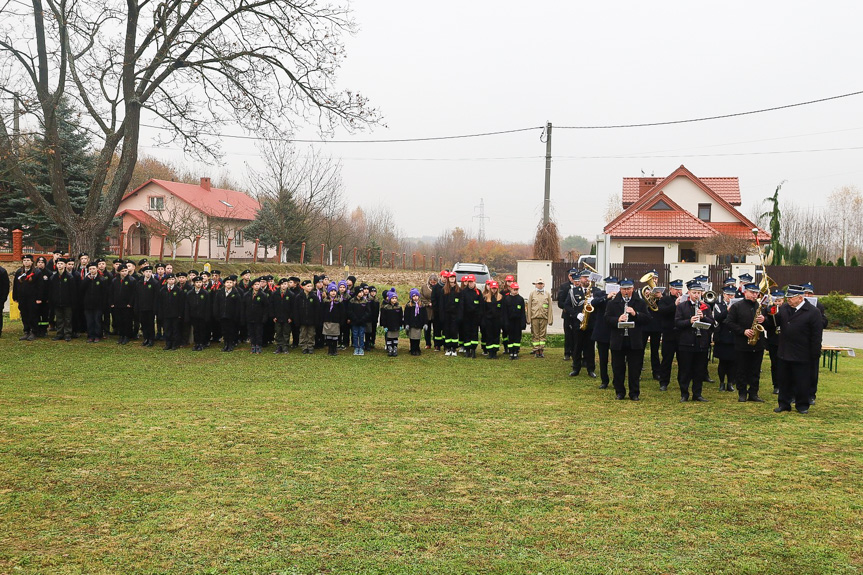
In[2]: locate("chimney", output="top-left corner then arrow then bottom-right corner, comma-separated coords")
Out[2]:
638,177 -> 657,197
200,177 -> 211,191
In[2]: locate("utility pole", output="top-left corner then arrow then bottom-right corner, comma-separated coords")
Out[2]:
473,198 -> 489,243
542,121 -> 552,226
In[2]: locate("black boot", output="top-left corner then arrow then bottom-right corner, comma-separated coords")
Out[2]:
719,382 -> 726,391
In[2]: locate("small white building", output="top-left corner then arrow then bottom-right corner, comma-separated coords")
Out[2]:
114,177 -> 262,260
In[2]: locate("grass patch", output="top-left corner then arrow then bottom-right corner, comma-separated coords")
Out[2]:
0,321 -> 861,574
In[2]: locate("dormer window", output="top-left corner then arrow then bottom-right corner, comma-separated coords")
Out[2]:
649,199 -> 673,211
698,203 -> 711,221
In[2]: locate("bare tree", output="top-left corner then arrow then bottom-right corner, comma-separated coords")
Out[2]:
0,0 -> 379,255
143,196 -> 206,258
603,192 -> 623,223
828,185 -> 862,263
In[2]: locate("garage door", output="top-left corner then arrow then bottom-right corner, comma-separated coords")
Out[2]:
623,247 -> 664,264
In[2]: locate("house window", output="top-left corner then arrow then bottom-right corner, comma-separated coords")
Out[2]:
680,248 -> 698,263
649,199 -> 673,211
235,229 -> 243,246
149,196 -> 165,211
216,230 -> 225,247
718,254 -> 745,265
698,203 -> 711,221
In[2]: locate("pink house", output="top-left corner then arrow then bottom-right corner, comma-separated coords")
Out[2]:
115,177 -> 262,260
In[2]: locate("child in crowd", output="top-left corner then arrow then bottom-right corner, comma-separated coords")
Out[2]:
403,288 -> 426,356
292,279 -> 319,354
366,286 -> 380,350
482,280 -> 505,359
460,275 -> 482,358
337,280 -> 350,349
504,282 -> 526,360
321,282 -> 345,356
379,290 -> 403,357
348,290 -> 371,356
270,278 -> 293,354
441,272 -> 462,357
243,277 -> 269,354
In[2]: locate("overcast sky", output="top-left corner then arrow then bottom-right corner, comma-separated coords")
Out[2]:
140,1 -> 863,243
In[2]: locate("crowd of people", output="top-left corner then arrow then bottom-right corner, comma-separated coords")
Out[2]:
3,253 -> 562,361
559,269 -> 827,413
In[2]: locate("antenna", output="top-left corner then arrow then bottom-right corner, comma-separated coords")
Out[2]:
473,198 -> 489,242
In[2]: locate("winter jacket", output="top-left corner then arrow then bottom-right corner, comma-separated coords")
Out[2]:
49,271 -> 77,308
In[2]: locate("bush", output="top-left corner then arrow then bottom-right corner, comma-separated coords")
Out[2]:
826,260 -> 834,266
852,256 -> 859,267
816,258 -> 823,266
820,292 -> 863,329
837,257 -> 846,267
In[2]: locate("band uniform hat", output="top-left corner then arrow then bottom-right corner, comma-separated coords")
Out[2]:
694,274 -> 709,282
36,256 -> 47,264
138,258 -> 149,266
686,280 -> 705,291
722,286 -> 737,294
176,271 -> 187,277
212,270 -> 221,275
744,282 -> 760,292
568,268 -> 579,277
510,282 -> 520,290
22,254 -> 33,261
52,249 -> 62,255
193,275 -> 203,282
723,277 -> 737,285
786,285 -> 805,296
289,276 -> 301,283
770,288 -> 785,298
801,282 -> 815,292
738,273 -> 753,281
188,269 -> 198,275
487,281 -> 499,289
55,257 -> 68,264
579,270 -> 591,278
95,258 -> 105,264
619,278 -> 635,287
200,270 -> 210,276
164,273 -> 175,279
603,276 -> 619,284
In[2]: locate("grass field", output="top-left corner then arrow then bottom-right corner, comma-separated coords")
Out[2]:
1,321 -> 861,575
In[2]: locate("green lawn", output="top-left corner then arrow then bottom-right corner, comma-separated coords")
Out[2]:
0,321 -> 861,575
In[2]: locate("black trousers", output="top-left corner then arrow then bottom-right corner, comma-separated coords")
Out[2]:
444,319 -> 460,350
84,309 -> 102,340
221,319 -> 238,347
810,360 -> 820,400
481,320 -> 501,352
767,346 -> 779,390
562,316 -> 577,357
115,306 -> 133,339
735,349 -> 764,397
505,324 -> 522,354
101,307 -> 111,337
677,347 -> 708,398
163,316 -> 181,348
433,316 -> 444,348
424,321 -> 432,346
54,306 -> 74,338
461,317 -> 479,350
263,318 -> 274,345
291,323 -> 300,347
19,298 -> 37,334
139,310 -> 155,342
642,331 -> 662,376
658,333 -> 678,385
778,359 -> 812,411
248,321 -> 263,347
192,318 -> 208,346
573,329 -> 596,371
717,359 -> 737,386
36,301 -> 50,334
611,339 -> 643,398
596,341 -> 610,385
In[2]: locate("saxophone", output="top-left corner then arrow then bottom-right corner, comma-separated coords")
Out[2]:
579,284 -> 594,331
747,301 -> 766,346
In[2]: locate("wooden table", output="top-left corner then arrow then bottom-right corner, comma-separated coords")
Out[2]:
821,346 -> 854,373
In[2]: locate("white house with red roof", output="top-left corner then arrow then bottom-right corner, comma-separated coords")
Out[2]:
602,165 -> 769,267
114,177 -> 261,260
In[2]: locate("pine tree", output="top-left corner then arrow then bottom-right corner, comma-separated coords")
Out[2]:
837,257 -> 846,267
852,256 -> 859,267
0,99 -> 96,250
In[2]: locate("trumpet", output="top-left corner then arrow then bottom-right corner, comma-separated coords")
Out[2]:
639,271 -> 660,311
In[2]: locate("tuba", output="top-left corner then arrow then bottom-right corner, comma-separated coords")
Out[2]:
639,271 -> 660,311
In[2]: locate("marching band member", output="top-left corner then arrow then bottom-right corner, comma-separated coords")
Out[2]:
712,286 -> 738,392
656,279 -> 684,392
724,282 -> 767,403
774,285 -> 823,414
674,281 -> 715,402
605,278 -> 650,401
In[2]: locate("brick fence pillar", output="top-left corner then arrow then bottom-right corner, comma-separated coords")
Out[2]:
12,229 -> 23,261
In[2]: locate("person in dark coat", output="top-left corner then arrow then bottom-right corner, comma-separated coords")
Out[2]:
774,285 -> 824,414
655,279 -> 683,392
724,282 -> 767,403
587,277 -> 616,389
557,268 -> 580,362
213,275 -> 242,352
605,278 -> 651,401
459,276 -> 482,358
33,256 -> 52,337
802,282 -> 828,404
270,278 -> 293,354
109,265 -> 137,345
135,265 -> 160,347
563,270 -> 602,376
287,277 -> 302,348
321,282 -> 346,356
80,262 -> 109,343
379,290 -> 403,357
365,286 -> 380,350
440,273 -> 463,356
293,279 -> 320,354
242,278 -> 269,354
430,273 -> 445,351
156,274 -> 185,351
404,288 -> 427,356
48,258 -> 77,341
502,283 -> 526,360
480,281 -> 505,360
712,287 -> 738,392
185,276 -> 211,351
0,263 -> 9,338
347,289 -> 371,356
674,281 -> 716,402
763,289 -> 785,395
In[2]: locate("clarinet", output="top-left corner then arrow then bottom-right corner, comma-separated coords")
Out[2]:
622,296 -> 631,337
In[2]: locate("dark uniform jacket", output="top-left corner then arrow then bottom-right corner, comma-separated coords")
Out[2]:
0,266 -> 10,307
49,271 -> 77,308
725,298 -> 767,352
186,288 -> 211,321
270,290 -> 293,323
292,290 -> 320,326
80,274 -> 109,311
321,298 -> 345,325
157,285 -> 185,320
589,293 -> 612,344
502,293 -> 526,331
481,295 -> 505,326
404,301 -> 426,330
604,294 -> 650,350
242,290 -> 269,323
441,288 -> 463,324
347,299 -> 371,326
777,301 -> 823,362
35,267 -> 51,303
712,301 -> 735,346
12,266 -> 39,304
213,288 -> 242,321
135,276 -> 161,312
461,287 -> 482,321
655,293 -> 679,334
674,298 -> 715,350
379,302 -> 403,332
109,275 -> 137,309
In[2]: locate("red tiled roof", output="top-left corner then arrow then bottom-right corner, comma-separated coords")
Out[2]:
606,193 -> 717,239
118,209 -> 164,231
121,179 -> 259,220
709,222 -> 770,242
623,176 -> 741,206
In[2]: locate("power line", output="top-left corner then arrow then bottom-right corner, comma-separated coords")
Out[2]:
556,89 -> 863,129
139,123 -> 542,143
556,145 -> 863,160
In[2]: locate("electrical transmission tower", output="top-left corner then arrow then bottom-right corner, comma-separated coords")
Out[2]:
473,198 -> 489,242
